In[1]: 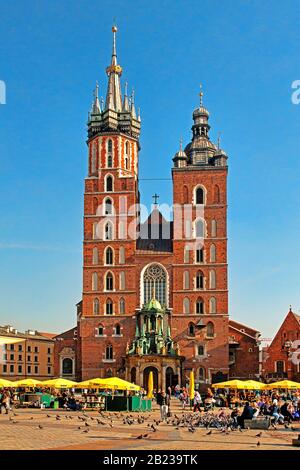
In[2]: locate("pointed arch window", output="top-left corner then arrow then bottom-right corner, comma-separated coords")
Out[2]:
183,297 -> 190,314
92,247 -> 98,265
184,246 -> 190,264
119,221 -> 126,239
210,297 -> 216,314
93,222 -> 99,240
196,297 -> 204,314
93,298 -> 99,314
183,271 -> 189,290
104,197 -> 113,215
196,271 -> 204,290
207,322 -> 214,338
105,247 -> 114,265
104,222 -> 113,240
210,244 -> 216,262
188,322 -> 195,337
114,324 -> 121,336
119,271 -> 125,290
209,270 -> 216,289
119,298 -> 125,314
119,246 -> 125,264
195,219 -> 205,238
107,139 -> 113,168
211,220 -> 217,238
196,247 -> 204,263
105,344 -> 113,360
97,324 -> 104,336
92,272 -> 98,291
143,264 -> 167,306
105,272 -> 114,291
105,175 -> 113,192
106,298 -> 113,315
195,186 -> 205,204
125,141 -> 130,170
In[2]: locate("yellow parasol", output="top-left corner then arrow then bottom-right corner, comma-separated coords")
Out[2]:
13,378 -> 43,388
189,370 -> 195,401
42,378 -> 77,389
212,379 -> 247,389
75,379 -> 96,388
0,378 -> 14,388
241,380 -> 264,390
147,372 -> 153,398
263,380 -> 300,390
99,377 -> 141,391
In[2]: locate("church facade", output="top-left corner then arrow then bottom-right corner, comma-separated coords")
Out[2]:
76,26 -> 231,390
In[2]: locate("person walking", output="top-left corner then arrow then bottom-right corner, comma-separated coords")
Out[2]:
157,391 -> 170,422
193,391 -> 202,412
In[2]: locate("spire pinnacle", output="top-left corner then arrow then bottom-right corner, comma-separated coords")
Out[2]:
199,83 -> 203,107
105,25 -> 123,112
179,136 -> 183,151
217,131 -> 221,149
131,88 -> 136,118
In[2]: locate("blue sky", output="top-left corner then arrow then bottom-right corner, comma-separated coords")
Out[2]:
0,0 -> 300,338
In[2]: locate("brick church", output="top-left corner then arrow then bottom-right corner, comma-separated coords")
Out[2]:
54,26 -> 260,389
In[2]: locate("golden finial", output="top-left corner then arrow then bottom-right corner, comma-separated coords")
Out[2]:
199,83 -> 203,106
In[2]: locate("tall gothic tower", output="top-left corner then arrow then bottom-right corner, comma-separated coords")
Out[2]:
172,89 -> 229,384
77,26 -> 141,380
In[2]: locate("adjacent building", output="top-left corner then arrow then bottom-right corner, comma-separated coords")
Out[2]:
262,308 -> 300,382
0,325 -> 55,380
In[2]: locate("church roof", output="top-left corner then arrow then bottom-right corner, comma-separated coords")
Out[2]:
137,208 -> 173,253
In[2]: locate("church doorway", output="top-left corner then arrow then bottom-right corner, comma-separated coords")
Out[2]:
143,366 -> 159,391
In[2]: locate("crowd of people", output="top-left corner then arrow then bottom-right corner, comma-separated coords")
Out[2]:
151,385 -> 300,428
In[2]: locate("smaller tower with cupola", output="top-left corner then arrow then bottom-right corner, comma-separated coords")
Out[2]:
172,87 -> 229,384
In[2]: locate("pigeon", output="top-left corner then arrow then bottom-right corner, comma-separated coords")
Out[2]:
83,429 -> 90,433
38,425 -> 43,429
256,441 -> 261,447
151,424 -> 157,432
206,430 -> 212,435
46,414 -> 51,418
85,422 -> 90,427
137,434 -> 143,439
255,432 -> 262,438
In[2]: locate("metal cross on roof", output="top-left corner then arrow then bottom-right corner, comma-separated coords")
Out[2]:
152,193 -> 159,205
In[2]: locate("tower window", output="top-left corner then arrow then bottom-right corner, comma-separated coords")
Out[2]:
105,247 -> 114,265
183,297 -> 190,314
195,187 -> 205,204
119,271 -> 125,290
184,246 -> 190,263
119,298 -> 125,314
196,248 -> 204,263
198,345 -> 204,356
106,298 -> 113,315
105,272 -> 114,291
104,222 -> 113,240
196,298 -> 204,314
92,272 -> 98,291
98,325 -> 104,336
211,220 -> 217,237
104,198 -> 113,215
209,270 -> 216,289
188,322 -> 195,336
195,219 -> 205,238
119,246 -> 125,264
93,298 -> 99,314
210,244 -> 216,262
209,297 -> 216,314
105,175 -> 113,192
92,247 -> 98,265
183,271 -> 190,290
107,139 -> 113,168
196,271 -> 204,290
207,322 -> 214,338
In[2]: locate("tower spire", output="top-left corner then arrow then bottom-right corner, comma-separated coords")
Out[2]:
105,25 -> 123,112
